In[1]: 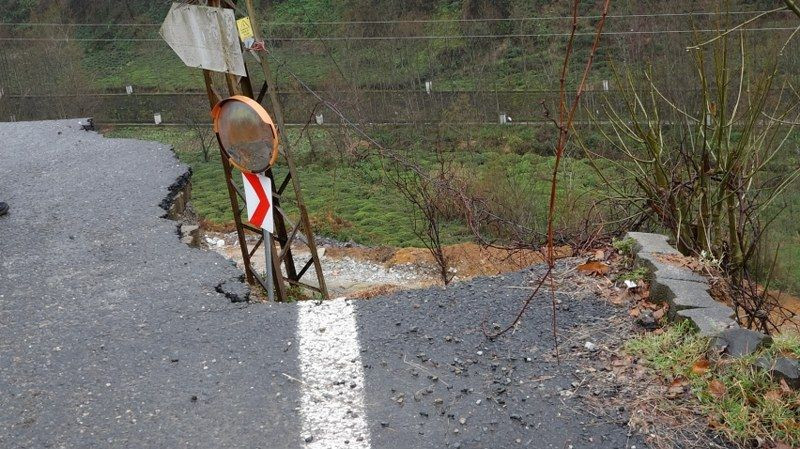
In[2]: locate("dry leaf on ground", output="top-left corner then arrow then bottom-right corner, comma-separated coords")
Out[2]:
609,290 -> 628,305
577,261 -> 610,276
691,359 -> 711,375
764,389 -> 784,402
642,301 -> 660,311
708,379 -> 727,399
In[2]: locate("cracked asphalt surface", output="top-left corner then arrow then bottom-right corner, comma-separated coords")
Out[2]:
0,120 -> 643,448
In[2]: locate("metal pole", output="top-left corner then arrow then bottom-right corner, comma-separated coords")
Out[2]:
263,229 -> 274,302
244,0 -> 330,299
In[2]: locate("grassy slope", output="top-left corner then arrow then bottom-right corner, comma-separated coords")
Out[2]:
104,125 -> 607,247
627,323 -> 800,446
65,0 -> 608,92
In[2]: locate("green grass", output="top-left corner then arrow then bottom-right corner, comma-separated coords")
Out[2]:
612,237 -> 636,256
617,267 -> 649,283
104,125 -> 607,247
626,323 -> 800,446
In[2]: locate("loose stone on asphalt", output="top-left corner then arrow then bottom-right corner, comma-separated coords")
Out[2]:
0,120 -> 642,448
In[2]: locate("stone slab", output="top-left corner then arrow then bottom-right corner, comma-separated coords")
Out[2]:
626,232 -> 681,255
677,306 -> 738,336
651,277 -> 719,313
637,252 -> 707,283
712,328 -> 772,357
756,356 -> 800,389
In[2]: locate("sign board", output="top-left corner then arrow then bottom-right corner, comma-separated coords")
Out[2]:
154,113 -> 162,125
242,172 -> 273,233
236,17 -> 255,49
126,85 -> 133,95
159,3 -> 246,76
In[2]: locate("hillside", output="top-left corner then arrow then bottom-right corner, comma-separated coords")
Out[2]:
1,0 -> 799,123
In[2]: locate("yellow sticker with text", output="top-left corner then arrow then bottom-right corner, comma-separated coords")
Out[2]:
236,17 -> 254,40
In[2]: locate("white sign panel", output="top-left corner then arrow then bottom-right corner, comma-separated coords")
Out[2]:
159,3 -> 246,76
242,172 -> 274,233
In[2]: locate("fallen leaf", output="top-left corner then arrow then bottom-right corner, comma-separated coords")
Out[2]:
692,359 -> 711,375
708,379 -> 727,399
653,307 -> 666,320
774,442 -> 795,449
609,291 -> 627,305
594,249 -> 606,261
577,261 -> 610,276
707,417 -> 724,430
780,378 -> 792,394
629,307 -> 641,318
764,389 -> 783,402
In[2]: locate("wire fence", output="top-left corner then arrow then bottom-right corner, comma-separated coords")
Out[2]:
0,8 -> 798,125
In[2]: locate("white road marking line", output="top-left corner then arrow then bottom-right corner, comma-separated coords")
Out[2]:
297,298 -> 371,448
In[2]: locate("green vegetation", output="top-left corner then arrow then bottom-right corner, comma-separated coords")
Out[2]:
612,237 -> 636,256
627,323 -> 800,446
616,267 -> 649,283
105,125 -> 610,247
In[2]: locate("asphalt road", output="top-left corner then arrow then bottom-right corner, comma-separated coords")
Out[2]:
0,120 -> 643,448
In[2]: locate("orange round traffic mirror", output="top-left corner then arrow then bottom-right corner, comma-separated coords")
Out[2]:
211,95 -> 280,173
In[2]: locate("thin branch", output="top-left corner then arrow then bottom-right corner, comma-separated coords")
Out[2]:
686,6 -> 788,50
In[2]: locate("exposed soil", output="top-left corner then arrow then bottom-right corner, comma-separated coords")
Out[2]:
201,231 -> 573,298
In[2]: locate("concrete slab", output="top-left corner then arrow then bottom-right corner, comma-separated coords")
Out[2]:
626,232 -> 681,255
756,356 -> 800,389
712,329 -> 772,357
677,307 -> 738,336
650,277 -> 719,313
637,252 -> 707,283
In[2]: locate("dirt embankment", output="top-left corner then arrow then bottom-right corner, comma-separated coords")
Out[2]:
203,231 -> 573,298
327,242 -> 573,278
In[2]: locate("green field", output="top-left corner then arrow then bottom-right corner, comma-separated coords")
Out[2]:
104,124 -> 800,294
105,125 -> 609,246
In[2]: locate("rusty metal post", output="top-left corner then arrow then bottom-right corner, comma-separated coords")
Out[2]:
202,70 -> 256,285
243,0 -> 329,299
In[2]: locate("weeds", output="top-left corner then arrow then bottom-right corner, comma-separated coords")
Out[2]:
627,323 -> 800,446
617,267 -> 649,283
612,237 -> 636,256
